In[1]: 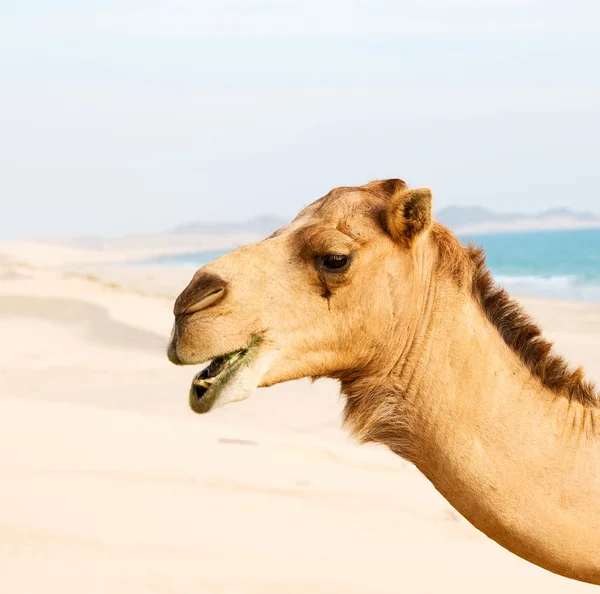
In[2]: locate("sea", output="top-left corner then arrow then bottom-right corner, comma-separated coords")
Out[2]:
144,228 -> 600,303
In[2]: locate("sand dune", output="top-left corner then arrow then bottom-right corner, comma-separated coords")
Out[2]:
1,253 -> 598,593
0,295 -> 167,352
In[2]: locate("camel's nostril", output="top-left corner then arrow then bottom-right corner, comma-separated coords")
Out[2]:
173,272 -> 229,316
184,287 -> 226,315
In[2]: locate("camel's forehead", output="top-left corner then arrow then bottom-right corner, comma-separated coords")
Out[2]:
268,181 -> 405,244
290,187 -> 385,231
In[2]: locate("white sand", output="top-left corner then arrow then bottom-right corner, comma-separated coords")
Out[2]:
1,248 -> 598,593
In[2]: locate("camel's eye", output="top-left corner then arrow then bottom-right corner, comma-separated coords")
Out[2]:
317,254 -> 350,272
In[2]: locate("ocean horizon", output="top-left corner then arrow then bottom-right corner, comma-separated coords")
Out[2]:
140,228 -> 600,303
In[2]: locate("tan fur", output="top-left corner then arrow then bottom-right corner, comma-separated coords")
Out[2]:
429,224 -> 599,407
169,180 -> 600,585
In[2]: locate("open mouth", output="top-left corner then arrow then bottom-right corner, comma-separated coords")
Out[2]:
192,349 -> 248,400
188,335 -> 265,414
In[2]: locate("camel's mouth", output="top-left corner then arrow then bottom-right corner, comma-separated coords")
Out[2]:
188,336 -> 266,414
191,349 -> 247,401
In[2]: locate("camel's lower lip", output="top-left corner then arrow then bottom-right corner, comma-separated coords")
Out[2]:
189,347 -> 251,413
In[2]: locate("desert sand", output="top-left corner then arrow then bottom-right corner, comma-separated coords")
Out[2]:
1,244 -> 599,593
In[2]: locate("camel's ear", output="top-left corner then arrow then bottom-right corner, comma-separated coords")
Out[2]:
384,186 -> 433,246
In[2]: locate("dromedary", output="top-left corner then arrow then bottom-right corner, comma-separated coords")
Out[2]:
168,179 -> 600,585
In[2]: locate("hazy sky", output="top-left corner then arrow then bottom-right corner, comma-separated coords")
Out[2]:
1,0 -> 599,238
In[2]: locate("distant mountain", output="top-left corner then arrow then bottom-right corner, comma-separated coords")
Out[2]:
538,208 -> 599,220
436,206 -> 519,228
436,206 -> 600,234
173,216 -> 286,236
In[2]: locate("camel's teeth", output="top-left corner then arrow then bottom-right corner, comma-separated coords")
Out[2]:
194,379 -> 213,389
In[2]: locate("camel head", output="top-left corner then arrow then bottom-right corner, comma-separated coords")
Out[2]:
168,179 -> 434,413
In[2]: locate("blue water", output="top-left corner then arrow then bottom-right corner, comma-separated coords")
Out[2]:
146,249 -> 229,268
142,228 -> 600,302
463,228 -> 600,302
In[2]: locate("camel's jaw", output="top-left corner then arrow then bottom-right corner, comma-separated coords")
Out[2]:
188,336 -> 272,414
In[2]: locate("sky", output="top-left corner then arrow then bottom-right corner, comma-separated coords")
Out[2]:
1,0 -> 599,238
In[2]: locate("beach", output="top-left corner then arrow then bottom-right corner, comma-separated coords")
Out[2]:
1,243 -> 599,594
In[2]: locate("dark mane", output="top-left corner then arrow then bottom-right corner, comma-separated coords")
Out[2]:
431,224 -> 599,408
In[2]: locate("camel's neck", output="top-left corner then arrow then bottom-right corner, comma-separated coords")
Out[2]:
343,278 -> 600,585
